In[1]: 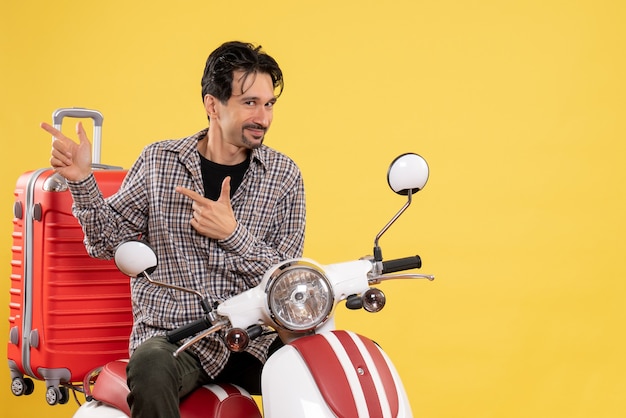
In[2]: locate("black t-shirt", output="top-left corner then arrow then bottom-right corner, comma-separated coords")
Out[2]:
199,152 -> 250,200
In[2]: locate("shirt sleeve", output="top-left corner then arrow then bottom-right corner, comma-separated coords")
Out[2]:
68,154 -> 149,260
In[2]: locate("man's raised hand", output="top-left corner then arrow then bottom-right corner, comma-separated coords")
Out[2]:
41,121 -> 93,181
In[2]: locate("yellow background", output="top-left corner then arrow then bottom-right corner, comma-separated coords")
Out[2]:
2,0 -> 625,416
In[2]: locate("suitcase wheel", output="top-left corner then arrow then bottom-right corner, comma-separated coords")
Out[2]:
11,376 -> 35,396
45,385 -> 69,405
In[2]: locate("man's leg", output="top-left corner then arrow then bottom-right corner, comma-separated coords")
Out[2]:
126,336 -> 208,418
213,335 -> 284,395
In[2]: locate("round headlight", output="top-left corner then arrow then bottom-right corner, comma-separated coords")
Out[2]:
266,260 -> 333,332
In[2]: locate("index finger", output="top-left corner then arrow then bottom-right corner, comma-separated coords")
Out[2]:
175,186 -> 205,202
40,122 -> 68,140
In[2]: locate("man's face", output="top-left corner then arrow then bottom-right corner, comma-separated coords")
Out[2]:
213,70 -> 277,149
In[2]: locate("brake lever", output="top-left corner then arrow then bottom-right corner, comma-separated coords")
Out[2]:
369,273 -> 435,285
173,320 -> 228,357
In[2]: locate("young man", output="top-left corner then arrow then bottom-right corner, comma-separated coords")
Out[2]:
41,41 -> 306,418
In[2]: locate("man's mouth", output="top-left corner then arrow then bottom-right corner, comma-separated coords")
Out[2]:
244,125 -> 266,138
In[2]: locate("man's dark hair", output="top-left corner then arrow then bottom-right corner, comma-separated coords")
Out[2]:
201,41 -> 284,104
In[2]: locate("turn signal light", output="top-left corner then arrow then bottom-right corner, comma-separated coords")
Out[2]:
225,328 -> 250,352
362,288 -> 386,313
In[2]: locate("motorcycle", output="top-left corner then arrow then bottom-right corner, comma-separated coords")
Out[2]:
73,152 -> 434,418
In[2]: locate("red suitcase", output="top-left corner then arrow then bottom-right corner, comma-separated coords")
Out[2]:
7,108 -> 133,405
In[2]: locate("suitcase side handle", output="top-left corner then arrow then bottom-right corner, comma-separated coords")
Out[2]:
51,107 -> 104,164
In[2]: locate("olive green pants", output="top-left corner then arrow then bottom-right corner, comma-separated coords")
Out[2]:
125,335 -> 280,418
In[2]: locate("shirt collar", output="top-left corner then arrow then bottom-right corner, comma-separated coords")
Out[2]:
165,128 -> 269,172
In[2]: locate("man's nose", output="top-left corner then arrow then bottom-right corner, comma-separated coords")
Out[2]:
253,107 -> 271,127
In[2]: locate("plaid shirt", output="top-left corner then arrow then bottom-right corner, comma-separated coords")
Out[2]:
68,128 -> 306,378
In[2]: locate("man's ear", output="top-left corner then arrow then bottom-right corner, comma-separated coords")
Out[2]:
204,94 -> 219,119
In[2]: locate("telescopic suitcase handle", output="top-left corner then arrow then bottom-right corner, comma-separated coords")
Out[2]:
52,107 -> 104,164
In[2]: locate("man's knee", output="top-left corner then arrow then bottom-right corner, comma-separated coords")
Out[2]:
127,336 -> 178,388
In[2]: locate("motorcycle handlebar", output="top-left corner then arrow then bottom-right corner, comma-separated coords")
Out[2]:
166,316 -> 212,343
381,255 -> 422,274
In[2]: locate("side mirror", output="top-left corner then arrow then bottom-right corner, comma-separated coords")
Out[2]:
114,241 -> 157,277
374,153 -> 430,262
387,153 -> 429,195
114,240 -> 210,312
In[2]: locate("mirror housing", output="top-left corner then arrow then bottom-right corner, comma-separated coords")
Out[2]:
387,153 -> 429,195
114,241 -> 157,277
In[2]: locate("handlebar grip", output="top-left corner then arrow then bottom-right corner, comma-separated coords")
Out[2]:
166,317 -> 212,343
382,255 -> 422,274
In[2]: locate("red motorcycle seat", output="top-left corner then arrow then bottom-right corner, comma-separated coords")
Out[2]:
91,360 -> 130,415
91,360 -> 262,418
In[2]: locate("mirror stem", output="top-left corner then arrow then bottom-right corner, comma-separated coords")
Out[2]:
373,190 -> 413,262
142,272 -> 211,313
